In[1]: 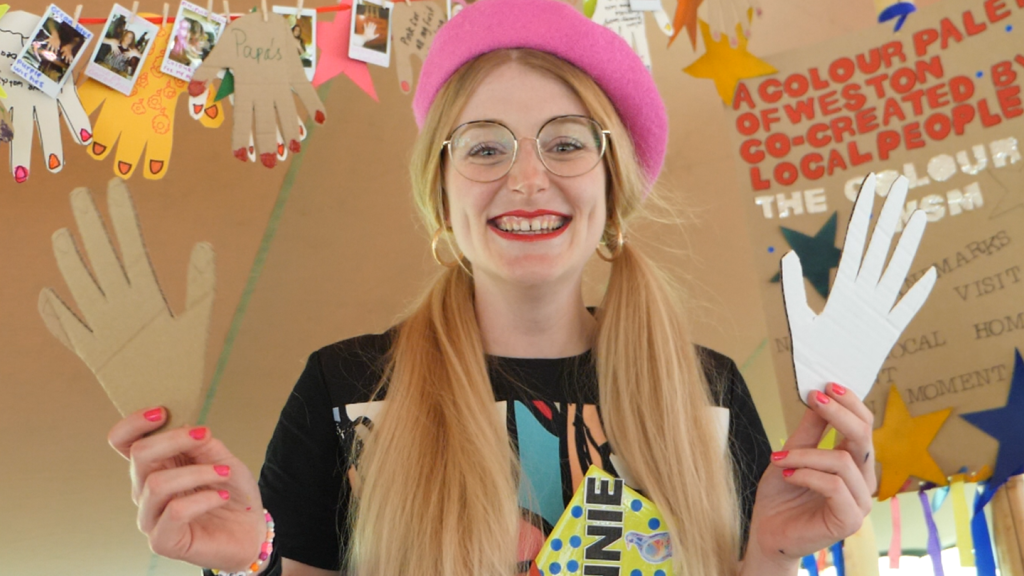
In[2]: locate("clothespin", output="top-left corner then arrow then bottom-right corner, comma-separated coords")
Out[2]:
162,2 -> 169,25
223,0 -> 230,21
206,0 -> 214,20
71,4 -> 82,26
129,1 -> 139,23
261,0 -> 268,21
296,0 -> 303,13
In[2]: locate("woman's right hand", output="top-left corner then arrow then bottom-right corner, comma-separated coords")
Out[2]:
108,407 -> 269,573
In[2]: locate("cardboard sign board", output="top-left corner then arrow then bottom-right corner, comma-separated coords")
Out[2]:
727,0 -> 1024,481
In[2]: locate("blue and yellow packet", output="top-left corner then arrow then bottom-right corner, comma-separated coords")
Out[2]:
530,466 -> 673,576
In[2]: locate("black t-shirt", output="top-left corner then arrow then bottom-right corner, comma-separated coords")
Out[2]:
257,331 -> 773,573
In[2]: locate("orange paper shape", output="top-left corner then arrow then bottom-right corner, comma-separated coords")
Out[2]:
682,18 -> 775,106
79,21 -> 225,180
670,0 -> 701,48
313,0 -> 377,100
873,384 -> 952,500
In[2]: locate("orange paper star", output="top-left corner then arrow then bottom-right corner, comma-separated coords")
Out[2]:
682,18 -> 776,106
873,385 -> 951,500
670,0 -> 702,48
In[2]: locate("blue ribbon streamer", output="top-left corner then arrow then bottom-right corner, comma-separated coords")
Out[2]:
830,541 -> 845,576
801,554 -> 819,576
918,489 -> 945,576
878,1 -> 916,31
972,484 -> 997,576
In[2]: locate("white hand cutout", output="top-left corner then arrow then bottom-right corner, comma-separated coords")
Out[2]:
782,174 -> 937,402
39,179 -> 216,428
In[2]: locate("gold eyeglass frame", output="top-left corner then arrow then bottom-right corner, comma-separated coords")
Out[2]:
441,115 -> 612,183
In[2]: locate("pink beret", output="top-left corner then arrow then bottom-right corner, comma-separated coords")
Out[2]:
412,0 -> 668,187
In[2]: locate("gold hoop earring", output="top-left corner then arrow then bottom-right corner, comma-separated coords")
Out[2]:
596,219 -> 625,262
431,227 -> 461,268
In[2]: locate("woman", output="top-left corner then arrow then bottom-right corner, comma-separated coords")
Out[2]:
108,1 -> 876,575
99,30 -> 141,77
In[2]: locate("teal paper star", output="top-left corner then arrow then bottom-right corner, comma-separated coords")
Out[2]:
770,212 -> 842,298
962,348 -> 1024,510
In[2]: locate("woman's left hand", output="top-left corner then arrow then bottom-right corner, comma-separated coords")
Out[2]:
743,382 -> 877,572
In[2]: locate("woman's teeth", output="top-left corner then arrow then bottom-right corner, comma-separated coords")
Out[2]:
493,215 -> 567,234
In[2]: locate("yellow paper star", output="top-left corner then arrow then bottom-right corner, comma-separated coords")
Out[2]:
873,385 -> 951,500
0,5 -> 9,20
682,18 -> 776,106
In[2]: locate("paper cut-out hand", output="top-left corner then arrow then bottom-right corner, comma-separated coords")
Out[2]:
706,0 -> 759,45
0,10 -> 92,183
188,12 -> 326,168
393,1 -> 445,94
39,179 -> 216,429
782,174 -> 937,402
589,0 -> 673,70
80,22 -> 225,180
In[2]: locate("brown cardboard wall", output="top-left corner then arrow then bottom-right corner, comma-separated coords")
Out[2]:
0,1 -> 943,573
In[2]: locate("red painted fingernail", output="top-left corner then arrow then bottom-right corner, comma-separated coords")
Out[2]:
80,129 -> 92,142
400,80 -> 410,92
214,465 -> 231,477
187,80 -> 206,97
14,166 -> 28,183
260,153 -> 276,168
815,391 -> 831,404
771,451 -> 789,462
233,147 -> 248,162
831,383 -> 847,396
783,468 -> 796,478
314,110 -> 325,124
189,427 -> 208,440
289,139 -> 301,153
218,489 -> 230,500
143,408 -> 164,422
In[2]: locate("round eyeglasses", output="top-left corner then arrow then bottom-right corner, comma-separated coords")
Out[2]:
442,115 -> 611,183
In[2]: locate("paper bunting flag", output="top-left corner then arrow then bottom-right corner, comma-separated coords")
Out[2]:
313,0 -> 378,100
961,349 -> 1024,507
39,179 -> 216,430
80,21 -> 225,180
393,0 -> 445,94
189,10 -> 326,167
873,385 -> 951,500
0,9 -> 92,183
531,466 -> 673,576
781,175 -> 937,403
682,18 -> 775,106
875,0 -> 915,31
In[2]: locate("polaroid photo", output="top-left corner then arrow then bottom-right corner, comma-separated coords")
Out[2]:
447,0 -> 481,19
272,5 -> 317,82
629,0 -> 662,11
11,4 -> 94,98
84,4 -> 160,96
161,0 -> 229,81
349,0 -> 393,68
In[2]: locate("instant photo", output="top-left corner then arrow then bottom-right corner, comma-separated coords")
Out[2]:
11,4 -> 93,97
272,5 -> 317,81
160,0 -> 228,81
349,0 -> 393,68
85,4 -> 159,95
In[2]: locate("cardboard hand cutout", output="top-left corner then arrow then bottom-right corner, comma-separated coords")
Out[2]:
392,1 -> 445,94
39,179 -> 215,429
188,11 -> 326,167
0,10 -> 92,183
589,0 -> 672,71
79,22 -> 225,180
782,174 -> 937,403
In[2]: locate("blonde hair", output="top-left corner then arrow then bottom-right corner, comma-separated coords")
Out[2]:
348,49 -> 741,576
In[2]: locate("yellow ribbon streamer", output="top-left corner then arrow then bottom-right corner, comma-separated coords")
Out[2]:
951,475 -> 975,567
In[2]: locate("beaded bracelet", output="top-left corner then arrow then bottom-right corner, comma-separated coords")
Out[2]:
210,509 -> 276,576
